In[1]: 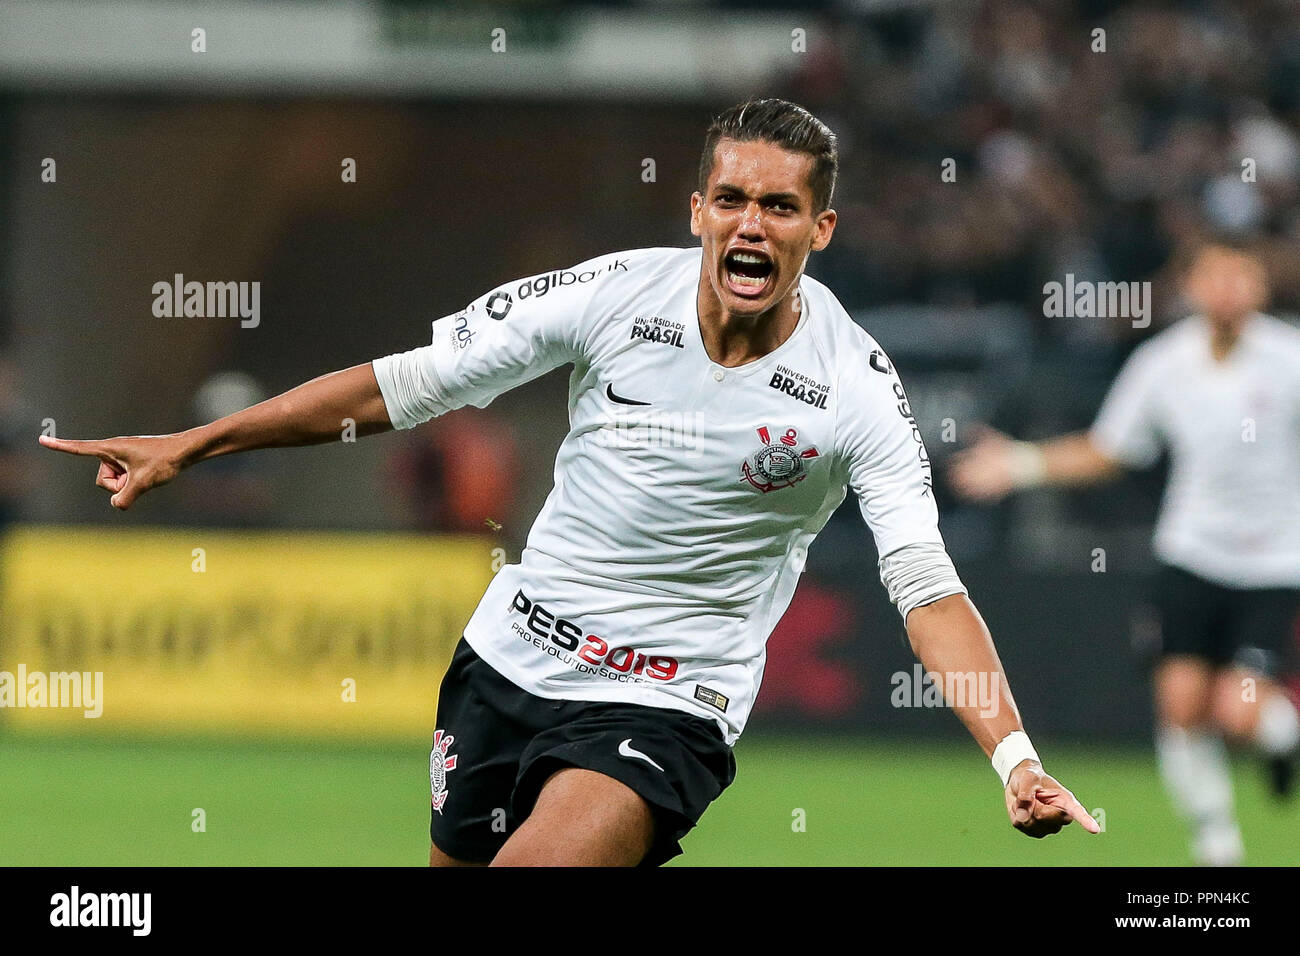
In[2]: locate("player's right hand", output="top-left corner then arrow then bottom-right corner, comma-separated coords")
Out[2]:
38,433 -> 187,510
947,425 -> 1018,503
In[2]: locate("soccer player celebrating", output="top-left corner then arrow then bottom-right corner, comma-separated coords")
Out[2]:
41,99 -> 1097,866
950,243 -> 1300,866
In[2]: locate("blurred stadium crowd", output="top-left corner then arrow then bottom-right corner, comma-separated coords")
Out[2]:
798,0 -> 1300,327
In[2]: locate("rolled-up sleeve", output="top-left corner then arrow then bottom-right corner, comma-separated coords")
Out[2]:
372,347 -> 454,430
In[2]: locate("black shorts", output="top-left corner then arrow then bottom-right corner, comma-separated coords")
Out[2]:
1153,562 -> 1300,676
428,637 -> 736,866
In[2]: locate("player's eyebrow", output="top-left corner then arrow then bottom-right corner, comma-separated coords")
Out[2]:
712,183 -> 803,206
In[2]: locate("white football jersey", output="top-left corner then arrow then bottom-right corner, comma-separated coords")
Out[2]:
373,246 -> 955,744
1091,312 -> 1300,588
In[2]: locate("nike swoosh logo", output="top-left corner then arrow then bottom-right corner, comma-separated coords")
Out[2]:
618,738 -> 665,772
606,384 -> 651,406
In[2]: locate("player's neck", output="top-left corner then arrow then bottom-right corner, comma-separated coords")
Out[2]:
696,284 -> 802,368
1207,313 -> 1248,363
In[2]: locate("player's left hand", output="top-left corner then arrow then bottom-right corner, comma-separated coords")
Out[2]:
1004,761 -> 1101,838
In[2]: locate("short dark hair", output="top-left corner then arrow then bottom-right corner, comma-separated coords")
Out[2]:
698,98 -> 838,213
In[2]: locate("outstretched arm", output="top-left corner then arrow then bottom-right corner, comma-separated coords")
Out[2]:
905,592 -> 1101,838
39,362 -> 392,510
947,425 -> 1123,503
949,339 -> 1172,503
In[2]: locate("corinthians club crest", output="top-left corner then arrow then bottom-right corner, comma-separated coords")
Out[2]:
429,729 -> 458,814
741,425 -> 820,493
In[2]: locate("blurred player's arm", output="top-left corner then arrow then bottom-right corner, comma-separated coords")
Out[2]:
947,426 -> 1123,502
950,339 -> 1164,503
38,362 -> 392,510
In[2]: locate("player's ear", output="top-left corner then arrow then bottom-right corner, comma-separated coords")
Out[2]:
689,192 -> 703,237
810,208 -> 836,251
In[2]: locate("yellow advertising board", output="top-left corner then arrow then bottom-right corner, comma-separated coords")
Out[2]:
0,526 -> 495,737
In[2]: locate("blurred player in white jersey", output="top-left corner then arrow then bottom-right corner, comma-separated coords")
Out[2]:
952,244 -> 1300,865
42,99 -> 1099,866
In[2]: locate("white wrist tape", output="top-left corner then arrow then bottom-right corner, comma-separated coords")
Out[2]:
992,731 -> 1041,787
1007,441 -> 1047,489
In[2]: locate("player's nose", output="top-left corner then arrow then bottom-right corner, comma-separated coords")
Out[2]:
738,202 -> 765,237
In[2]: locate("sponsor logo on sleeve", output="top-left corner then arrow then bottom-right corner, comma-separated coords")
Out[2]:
485,290 -> 513,321
514,256 -> 630,302
448,309 -> 476,351
892,381 -> 933,497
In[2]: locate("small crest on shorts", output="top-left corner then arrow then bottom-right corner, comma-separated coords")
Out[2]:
430,728 -> 459,814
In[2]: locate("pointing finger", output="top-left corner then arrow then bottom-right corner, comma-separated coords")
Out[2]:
1036,786 -> 1102,834
1058,794 -> 1102,834
38,435 -> 108,457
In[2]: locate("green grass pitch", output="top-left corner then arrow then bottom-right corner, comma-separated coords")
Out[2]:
1,730 -> 1295,865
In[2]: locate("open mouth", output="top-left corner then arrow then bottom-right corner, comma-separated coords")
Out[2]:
723,248 -> 774,297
